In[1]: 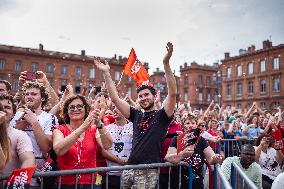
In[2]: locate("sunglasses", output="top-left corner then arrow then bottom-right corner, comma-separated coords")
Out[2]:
69,104 -> 85,111
199,124 -> 206,127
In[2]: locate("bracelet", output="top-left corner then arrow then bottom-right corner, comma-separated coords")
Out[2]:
99,130 -> 109,136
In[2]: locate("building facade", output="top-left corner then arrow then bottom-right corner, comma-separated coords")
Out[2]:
220,40 -> 284,109
0,44 -> 138,98
149,67 -> 180,103
179,62 -> 219,110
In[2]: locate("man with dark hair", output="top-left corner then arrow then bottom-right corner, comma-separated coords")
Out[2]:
10,81 -> 58,187
95,42 -> 177,188
221,144 -> 262,188
0,80 -> 12,94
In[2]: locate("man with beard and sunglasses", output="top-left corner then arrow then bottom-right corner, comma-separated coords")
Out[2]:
221,144 -> 262,188
95,42 -> 177,189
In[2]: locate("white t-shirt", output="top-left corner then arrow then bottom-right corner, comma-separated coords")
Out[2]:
0,127 -> 33,175
255,147 -> 283,180
106,122 -> 133,175
272,172 -> 284,189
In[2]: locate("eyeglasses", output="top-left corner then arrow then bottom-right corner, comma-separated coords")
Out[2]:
199,124 -> 206,127
68,104 -> 85,111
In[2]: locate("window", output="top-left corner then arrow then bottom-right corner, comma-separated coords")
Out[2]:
75,67 -> 82,77
61,65 -> 68,76
127,87 -> 132,95
227,84 -> 231,96
272,101 -> 280,108
227,68 -> 232,78
61,80 -> 67,91
198,88 -> 203,101
207,89 -> 211,102
273,57 -> 280,70
237,83 -> 242,96
184,88 -> 188,101
0,59 -> 5,70
115,71 -> 121,81
237,65 -> 242,76
46,64 -> 54,74
89,68 -> 95,79
273,77 -> 280,92
31,62 -> 38,72
248,81 -> 254,94
206,76 -> 211,86
75,82 -> 81,93
260,80 -> 266,93
184,76 -> 188,85
260,102 -> 266,109
12,80 -> 19,91
15,60 -> 22,72
237,104 -> 241,109
198,75 -> 203,85
260,60 -> 266,72
248,63 -> 253,74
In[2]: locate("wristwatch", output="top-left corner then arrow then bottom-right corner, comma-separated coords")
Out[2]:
97,121 -> 104,129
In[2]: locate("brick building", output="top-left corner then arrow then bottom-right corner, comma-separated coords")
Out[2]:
220,40 -> 284,109
0,44 -> 139,98
149,67 -> 180,103
179,62 -> 219,110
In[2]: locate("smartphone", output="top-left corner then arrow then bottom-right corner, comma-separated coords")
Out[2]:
25,71 -> 37,80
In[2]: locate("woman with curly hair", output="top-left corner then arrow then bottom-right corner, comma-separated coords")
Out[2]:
53,94 -> 112,189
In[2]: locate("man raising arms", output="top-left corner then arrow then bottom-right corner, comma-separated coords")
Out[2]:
95,42 -> 177,189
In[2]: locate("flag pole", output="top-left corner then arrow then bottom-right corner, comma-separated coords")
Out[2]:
116,71 -> 124,87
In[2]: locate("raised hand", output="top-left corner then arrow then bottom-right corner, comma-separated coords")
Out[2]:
163,42 -> 173,63
94,57 -> 110,73
36,71 -> 48,84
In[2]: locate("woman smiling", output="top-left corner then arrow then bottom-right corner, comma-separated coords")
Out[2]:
53,95 -> 112,189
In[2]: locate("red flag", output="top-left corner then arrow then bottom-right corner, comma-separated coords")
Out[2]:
177,128 -> 201,153
5,166 -> 36,189
124,48 -> 149,86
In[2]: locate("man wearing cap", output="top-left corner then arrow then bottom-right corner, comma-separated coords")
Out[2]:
95,42 -> 177,189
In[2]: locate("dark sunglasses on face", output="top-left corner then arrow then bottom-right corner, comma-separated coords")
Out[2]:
69,104 -> 85,111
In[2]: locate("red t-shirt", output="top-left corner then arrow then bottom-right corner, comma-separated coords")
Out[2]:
55,124 -> 97,184
160,121 -> 181,173
207,129 -> 219,152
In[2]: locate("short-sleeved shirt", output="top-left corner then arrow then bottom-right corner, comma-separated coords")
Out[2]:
169,136 -> 209,178
55,124 -> 97,184
127,107 -> 173,164
221,156 -> 262,189
255,147 -> 283,180
0,127 -> 33,175
106,122 -> 133,175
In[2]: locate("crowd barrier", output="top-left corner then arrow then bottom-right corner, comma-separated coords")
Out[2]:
216,139 -> 255,157
230,162 -> 258,189
0,161 -> 259,189
212,164 -> 232,189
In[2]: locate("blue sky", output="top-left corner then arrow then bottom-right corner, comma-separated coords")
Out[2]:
0,0 -> 283,75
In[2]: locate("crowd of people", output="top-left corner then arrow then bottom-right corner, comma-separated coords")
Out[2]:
0,42 -> 284,189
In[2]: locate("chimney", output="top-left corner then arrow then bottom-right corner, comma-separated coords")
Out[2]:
81,50 -> 85,56
239,49 -> 246,55
119,55 -> 122,62
248,46 -> 252,52
39,43 -> 44,51
184,62 -> 188,67
224,52 -> 230,59
251,45 -> 256,52
114,54 -> 117,60
156,68 -> 160,72
263,40 -> 272,49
